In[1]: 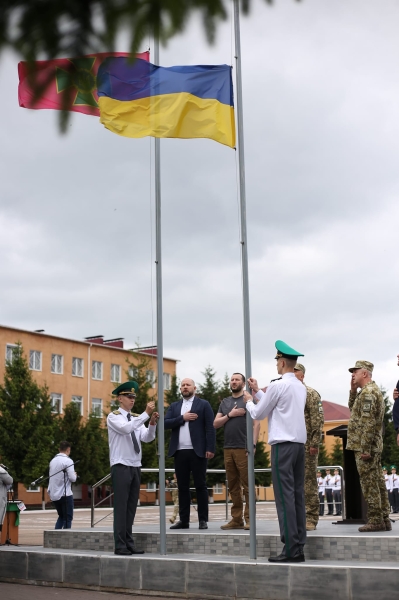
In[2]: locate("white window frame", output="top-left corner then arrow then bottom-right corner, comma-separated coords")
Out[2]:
5,344 -> 18,364
29,350 -> 42,371
111,364 -> 121,383
163,372 -> 171,391
213,483 -> 224,494
128,366 -> 138,379
92,397 -> 102,417
72,357 -> 84,378
92,361 -> 103,381
146,370 -> 155,388
50,393 -> 63,414
51,353 -> 63,375
71,395 -> 83,415
146,481 -> 157,491
26,484 -> 40,492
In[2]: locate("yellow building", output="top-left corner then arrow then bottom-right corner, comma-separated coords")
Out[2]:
0,324 -> 178,505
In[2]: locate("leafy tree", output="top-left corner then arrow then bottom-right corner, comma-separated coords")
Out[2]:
54,401 -> 83,454
0,343 -> 56,497
380,386 -> 399,468
329,438 -> 343,468
77,413 -> 110,485
164,374 -> 180,470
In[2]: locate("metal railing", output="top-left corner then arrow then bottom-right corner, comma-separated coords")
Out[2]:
91,465 -> 344,527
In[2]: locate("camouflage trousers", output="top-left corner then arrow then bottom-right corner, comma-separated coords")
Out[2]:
354,452 -> 390,524
304,447 -> 319,526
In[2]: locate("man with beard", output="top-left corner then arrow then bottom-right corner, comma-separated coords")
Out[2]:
214,373 -> 260,530
165,378 -> 216,530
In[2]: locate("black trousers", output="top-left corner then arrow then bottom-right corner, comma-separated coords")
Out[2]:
319,492 -> 324,516
271,442 -> 306,558
111,464 -> 141,551
333,489 -> 342,515
174,449 -> 208,523
392,488 -> 399,513
325,488 -> 333,514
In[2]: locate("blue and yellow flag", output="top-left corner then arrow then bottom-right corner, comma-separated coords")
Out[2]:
97,58 -> 235,148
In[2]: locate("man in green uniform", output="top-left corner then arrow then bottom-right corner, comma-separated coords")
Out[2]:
294,364 -> 324,531
346,360 -> 390,532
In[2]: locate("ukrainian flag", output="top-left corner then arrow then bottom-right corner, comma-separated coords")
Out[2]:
97,58 -> 235,148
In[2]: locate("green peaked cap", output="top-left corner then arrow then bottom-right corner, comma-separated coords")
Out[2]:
275,340 -> 304,360
112,380 -> 139,396
391,465 -> 397,470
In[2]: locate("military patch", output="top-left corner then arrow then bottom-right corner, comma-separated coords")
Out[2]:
362,402 -> 371,414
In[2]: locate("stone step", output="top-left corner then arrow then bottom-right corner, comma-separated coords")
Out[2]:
43,521 -> 399,563
0,545 -> 397,600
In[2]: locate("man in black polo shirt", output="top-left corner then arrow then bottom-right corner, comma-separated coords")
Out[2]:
214,373 -> 260,530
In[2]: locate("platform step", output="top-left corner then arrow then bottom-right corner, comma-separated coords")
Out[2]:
43,528 -> 399,562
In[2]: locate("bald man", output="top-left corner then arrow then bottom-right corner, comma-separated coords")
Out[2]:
165,378 -> 216,530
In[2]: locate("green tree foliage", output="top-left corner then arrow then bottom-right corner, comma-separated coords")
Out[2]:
164,374 -> 180,470
77,413 -> 110,485
54,401 -> 83,452
380,386 -> 399,468
329,438 -> 343,468
317,441 -> 330,473
0,343 -> 56,496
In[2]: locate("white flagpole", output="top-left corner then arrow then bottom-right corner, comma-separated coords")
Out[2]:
233,0 -> 257,560
153,36 -> 167,556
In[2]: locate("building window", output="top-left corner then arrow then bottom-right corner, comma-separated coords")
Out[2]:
51,354 -> 63,374
26,484 -> 40,492
128,366 -> 138,379
146,370 -> 155,387
213,483 -> 224,494
50,393 -> 62,414
163,372 -> 171,391
72,357 -> 84,377
92,398 -> 102,417
146,481 -> 157,491
92,361 -> 103,380
5,344 -> 18,364
29,350 -> 42,371
111,364 -> 121,383
71,395 -> 83,415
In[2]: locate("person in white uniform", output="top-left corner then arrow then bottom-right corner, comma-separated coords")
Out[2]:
48,441 -> 77,529
390,465 -> 399,513
244,340 -> 307,563
332,468 -> 342,516
324,469 -> 334,515
107,380 -> 158,556
317,470 -> 325,516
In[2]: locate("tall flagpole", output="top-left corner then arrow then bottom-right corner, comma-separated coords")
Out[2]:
154,36 -> 167,556
233,0 -> 257,560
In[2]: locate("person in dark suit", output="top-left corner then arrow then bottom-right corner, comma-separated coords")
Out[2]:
165,378 -> 216,530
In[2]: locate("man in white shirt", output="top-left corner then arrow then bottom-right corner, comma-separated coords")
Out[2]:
107,381 -> 157,556
324,469 -> 334,515
317,470 -> 325,516
390,465 -> 399,513
332,468 -> 342,516
244,340 -> 307,563
48,441 -> 77,529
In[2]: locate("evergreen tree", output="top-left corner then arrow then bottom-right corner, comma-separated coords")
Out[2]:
317,442 -> 330,474
197,367 -> 224,486
77,413 -> 110,485
0,343 -> 56,496
329,438 -> 344,468
164,375 -> 181,470
380,386 -> 399,468
54,401 -> 83,454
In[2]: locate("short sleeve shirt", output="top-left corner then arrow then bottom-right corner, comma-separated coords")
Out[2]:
218,396 -> 247,449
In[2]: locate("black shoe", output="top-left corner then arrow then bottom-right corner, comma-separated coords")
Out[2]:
170,521 -> 189,529
268,551 -> 305,563
114,548 -> 132,556
199,521 -> 208,530
127,547 -> 145,555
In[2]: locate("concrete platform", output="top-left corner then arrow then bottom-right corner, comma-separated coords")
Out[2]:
44,519 -> 399,562
1,545 -> 399,600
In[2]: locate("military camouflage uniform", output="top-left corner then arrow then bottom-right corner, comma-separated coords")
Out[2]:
304,386 -> 324,527
347,381 -> 390,524
168,479 -> 179,523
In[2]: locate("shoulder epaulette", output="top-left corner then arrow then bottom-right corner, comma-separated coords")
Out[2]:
113,410 -> 121,415
132,413 -> 140,417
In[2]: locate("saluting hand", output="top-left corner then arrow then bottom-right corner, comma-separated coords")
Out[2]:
350,376 -> 358,393
183,412 -> 198,421
145,401 -> 155,415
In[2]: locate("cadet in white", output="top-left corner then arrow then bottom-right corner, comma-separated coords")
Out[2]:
332,469 -> 342,516
389,466 -> 399,513
107,381 -> 157,555
317,471 -> 325,516
244,340 -> 307,563
324,469 -> 334,515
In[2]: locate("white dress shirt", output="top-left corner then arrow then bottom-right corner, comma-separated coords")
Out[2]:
384,474 -> 392,492
178,396 -> 194,450
246,373 -> 307,445
333,475 -> 341,491
47,453 -> 77,501
107,408 -> 153,467
324,474 -> 333,489
390,474 -> 399,490
317,477 -> 325,495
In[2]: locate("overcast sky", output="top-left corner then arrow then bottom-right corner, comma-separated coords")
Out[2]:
1,0 -> 399,405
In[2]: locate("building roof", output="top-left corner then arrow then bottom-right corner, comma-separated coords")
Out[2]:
322,400 -> 350,422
